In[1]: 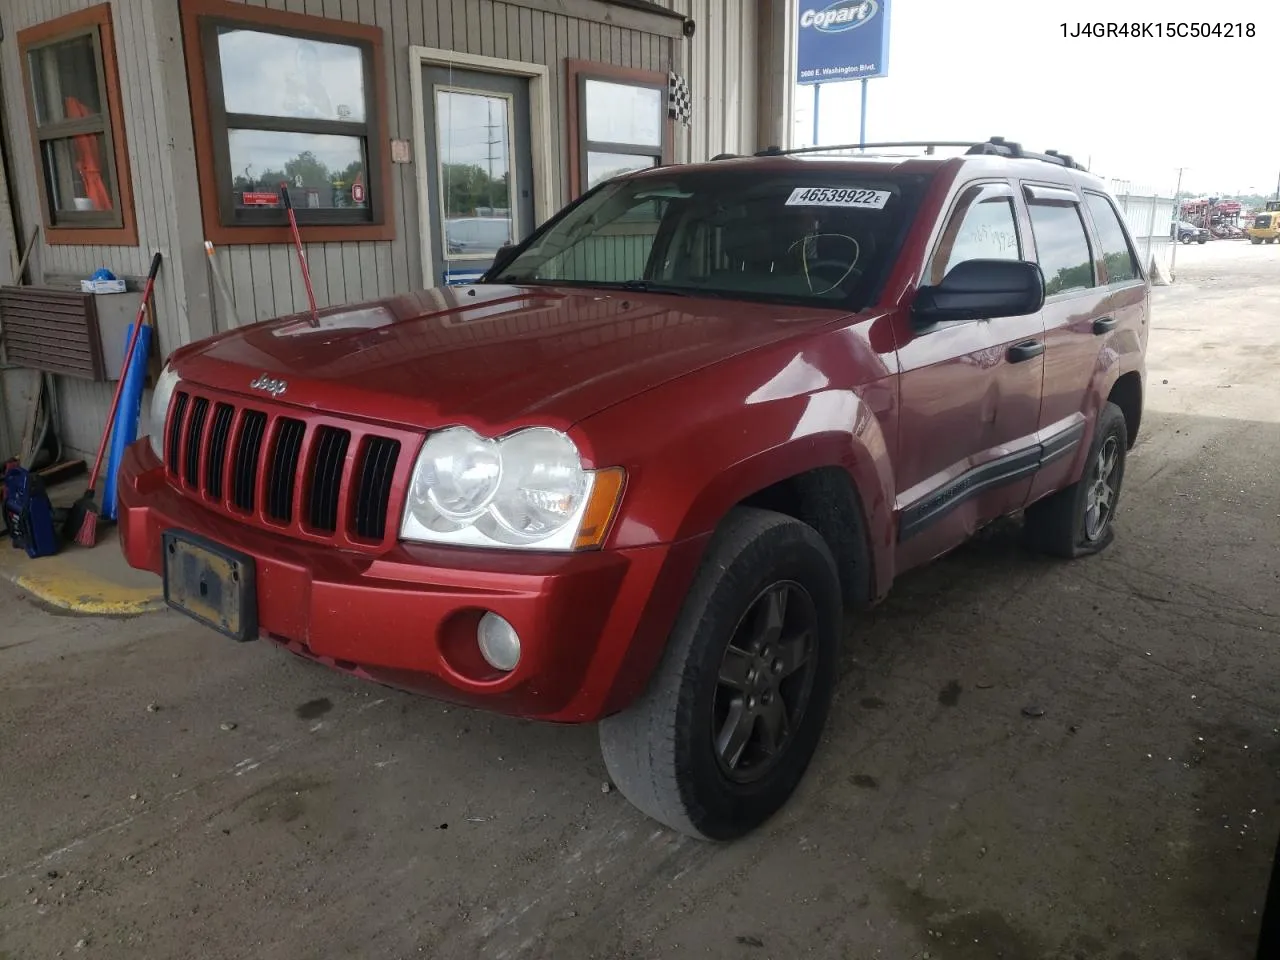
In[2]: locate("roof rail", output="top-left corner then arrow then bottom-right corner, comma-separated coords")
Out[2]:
756,141 -> 981,157
754,137 -> 1090,171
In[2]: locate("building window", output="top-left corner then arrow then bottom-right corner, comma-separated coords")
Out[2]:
180,0 -> 393,244
17,4 -> 137,245
566,61 -> 671,199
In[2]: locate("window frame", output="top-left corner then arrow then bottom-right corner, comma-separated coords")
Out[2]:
565,60 -> 672,200
432,83 -> 519,263
179,0 -> 394,245
16,3 -> 138,246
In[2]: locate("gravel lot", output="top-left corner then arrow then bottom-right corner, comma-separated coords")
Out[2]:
2,239 -> 1278,960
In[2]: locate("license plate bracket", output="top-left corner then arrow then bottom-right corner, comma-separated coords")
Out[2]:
162,530 -> 257,642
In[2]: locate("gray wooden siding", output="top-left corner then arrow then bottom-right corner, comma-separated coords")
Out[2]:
664,0 -> 759,160
0,0 -> 761,458
0,0 -> 196,459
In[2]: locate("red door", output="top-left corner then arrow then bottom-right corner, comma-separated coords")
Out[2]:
893,180 -> 1046,573
1018,183 -> 1112,503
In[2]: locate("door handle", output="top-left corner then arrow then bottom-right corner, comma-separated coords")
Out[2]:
1093,316 -> 1117,334
1007,340 -> 1045,363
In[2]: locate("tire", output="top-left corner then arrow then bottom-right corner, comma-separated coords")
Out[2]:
599,508 -> 841,841
1181,235 -> 1191,244
1198,238 -> 1207,244
1253,238 -> 1264,245
1024,402 -> 1128,559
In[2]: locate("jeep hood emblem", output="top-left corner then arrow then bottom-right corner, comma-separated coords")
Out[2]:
250,373 -> 288,397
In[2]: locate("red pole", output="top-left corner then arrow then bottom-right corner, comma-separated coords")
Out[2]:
279,183 -> 320,327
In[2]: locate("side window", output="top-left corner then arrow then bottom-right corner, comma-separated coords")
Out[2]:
1027,200 -> 1095,296
1084,193 -> 1140,283
929,189 -> 1021,285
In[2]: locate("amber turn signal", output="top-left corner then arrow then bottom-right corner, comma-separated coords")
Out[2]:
574,467 -> 626,550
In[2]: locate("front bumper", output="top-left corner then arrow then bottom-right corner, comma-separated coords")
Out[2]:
117,441 -> 702,722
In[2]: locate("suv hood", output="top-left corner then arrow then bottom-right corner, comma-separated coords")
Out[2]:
174,285 -> 843,433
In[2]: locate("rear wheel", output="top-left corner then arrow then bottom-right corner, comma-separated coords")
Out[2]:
599,508 -> 841,841
1024,403 -> 1128,559
1253,237 -> 1263,245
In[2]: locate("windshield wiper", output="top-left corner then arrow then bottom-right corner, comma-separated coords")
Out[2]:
608,280 -> 726,298
489,277 -> 722,298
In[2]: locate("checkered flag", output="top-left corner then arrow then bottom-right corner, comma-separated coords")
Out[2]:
668,71 -> 691,126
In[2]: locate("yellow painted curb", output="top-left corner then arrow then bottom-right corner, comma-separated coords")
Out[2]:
2,557 -> 165,616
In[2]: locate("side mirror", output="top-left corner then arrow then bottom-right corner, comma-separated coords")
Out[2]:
913,259 -> 1045,326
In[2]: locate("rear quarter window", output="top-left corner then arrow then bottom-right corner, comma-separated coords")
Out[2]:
1084,193 -> 1141,284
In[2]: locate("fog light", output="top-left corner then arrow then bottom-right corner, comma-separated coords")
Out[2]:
477,612 -> 521,672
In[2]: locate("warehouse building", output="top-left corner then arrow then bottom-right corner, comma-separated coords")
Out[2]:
0,0 -> 795,461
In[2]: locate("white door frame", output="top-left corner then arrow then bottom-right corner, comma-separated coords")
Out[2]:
409,47 -> 553,289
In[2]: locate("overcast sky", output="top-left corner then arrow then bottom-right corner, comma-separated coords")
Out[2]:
793,0 -> 1277,197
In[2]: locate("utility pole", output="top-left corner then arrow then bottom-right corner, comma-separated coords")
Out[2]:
859,78 -> 867,145
1169,166 -> 1184,277
812,84 -> 820,147
483,101 -> 503,215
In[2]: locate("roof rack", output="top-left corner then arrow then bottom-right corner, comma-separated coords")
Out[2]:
754,137 -> 1089,171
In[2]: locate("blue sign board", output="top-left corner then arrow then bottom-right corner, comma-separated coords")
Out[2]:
796,0 -> 891,85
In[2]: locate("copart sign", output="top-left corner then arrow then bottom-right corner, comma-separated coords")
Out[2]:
796,0 -> 891,84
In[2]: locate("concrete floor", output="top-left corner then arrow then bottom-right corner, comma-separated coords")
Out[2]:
2,240 -> 1278,960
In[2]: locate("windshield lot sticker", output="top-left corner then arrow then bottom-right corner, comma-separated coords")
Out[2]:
785,187 -> 892,209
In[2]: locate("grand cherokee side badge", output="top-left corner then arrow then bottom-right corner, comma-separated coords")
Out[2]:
250,373 -> 287,397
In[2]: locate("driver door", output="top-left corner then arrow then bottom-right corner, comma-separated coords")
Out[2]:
893,181 -> 1047,571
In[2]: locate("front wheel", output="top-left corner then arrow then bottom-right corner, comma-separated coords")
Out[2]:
599,508 -> 841,841
1253,238 -> 1264,245
1024,403 -> 1128,558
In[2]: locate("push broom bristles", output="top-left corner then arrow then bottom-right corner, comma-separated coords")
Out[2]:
72,493 -> 100,546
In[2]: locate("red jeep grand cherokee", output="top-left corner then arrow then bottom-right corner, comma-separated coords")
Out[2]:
118,138 -> 1148,841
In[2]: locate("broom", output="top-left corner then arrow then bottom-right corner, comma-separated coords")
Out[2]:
69,251 -> 163,546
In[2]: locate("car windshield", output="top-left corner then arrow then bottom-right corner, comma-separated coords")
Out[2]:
489,169 -> 923,309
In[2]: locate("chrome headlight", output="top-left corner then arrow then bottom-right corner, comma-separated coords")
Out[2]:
400,426 -> 623,551
148,363 -> 180,460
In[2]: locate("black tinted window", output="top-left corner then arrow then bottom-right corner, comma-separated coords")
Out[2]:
1027,201 -> 1095,296
1084,193 -> 1139,283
